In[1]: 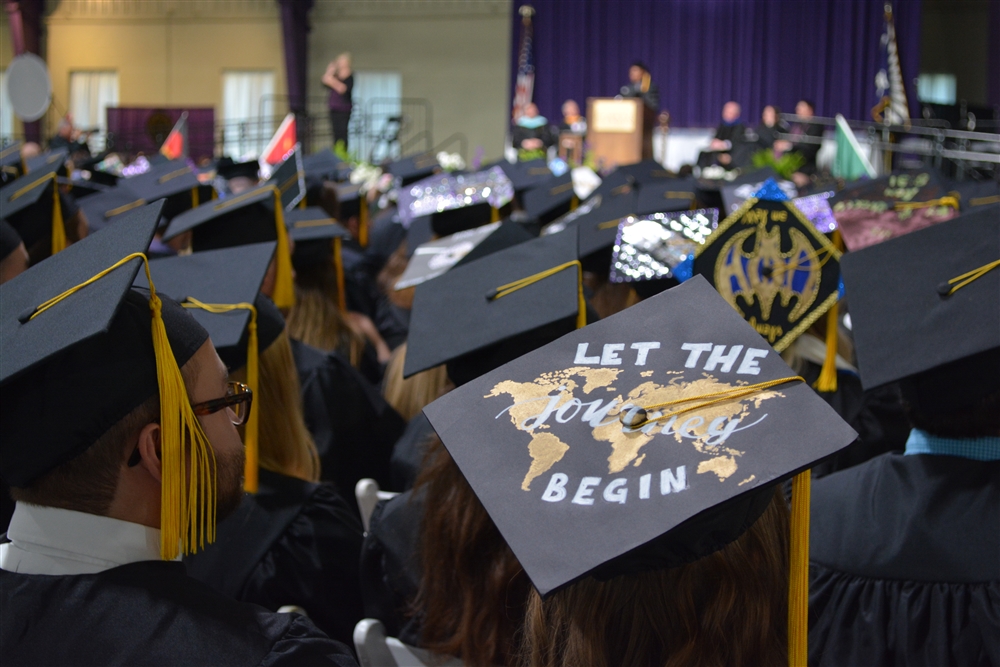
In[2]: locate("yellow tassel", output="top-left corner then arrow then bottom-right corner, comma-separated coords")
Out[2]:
490,206 -> 500,223
333,236 -> 347,312
570,195 -> 579,212
299,196 -> 307,210
211,187 -> 218,201
788,470 -> 811,667
191,186 -> 199,209
489,260 -> 587,329
51,178 -> 67,255
358,196 -> 369,247
269,187 -> 296,309
814,229 -> 844,393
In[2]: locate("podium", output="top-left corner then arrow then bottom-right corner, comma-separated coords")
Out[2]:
586,97 -> 655,168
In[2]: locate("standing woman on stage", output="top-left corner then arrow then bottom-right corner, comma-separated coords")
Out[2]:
323,53 -> 354,151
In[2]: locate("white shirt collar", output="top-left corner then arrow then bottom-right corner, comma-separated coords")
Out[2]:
0,503 -> 164,575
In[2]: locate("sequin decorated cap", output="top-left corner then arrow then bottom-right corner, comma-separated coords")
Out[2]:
423,275 -> 856,597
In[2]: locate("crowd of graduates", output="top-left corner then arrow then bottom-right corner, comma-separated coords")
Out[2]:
0,112 -> 997,666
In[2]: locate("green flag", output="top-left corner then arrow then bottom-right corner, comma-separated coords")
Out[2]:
833,114 -> 876,180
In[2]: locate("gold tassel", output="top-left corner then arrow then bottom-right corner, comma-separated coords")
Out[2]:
490,206 -> 500,223
570,195 -> 579,212
333,236 -> 347,312
488,260 -> 586,329
358,196 -> 369,247
788,470 -> 811,667
269,187 -> 296,309
51,178 -> 67,255
814,229 -> 844,393
191,186 -> 199,209
299,196 -> 307,210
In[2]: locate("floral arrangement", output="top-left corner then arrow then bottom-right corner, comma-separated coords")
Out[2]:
436,151 -> 466,172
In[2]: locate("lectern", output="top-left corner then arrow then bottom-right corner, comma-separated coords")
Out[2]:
586,97 -> 655,169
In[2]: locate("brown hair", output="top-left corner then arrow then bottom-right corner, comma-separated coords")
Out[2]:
413,437 -> 530,667
286,271 -> 366,366
518,489 -> 790,667
584,272 -> 639,320
382,343 -> 451,422
230,330 -> 320,483
376,242 -> 416,311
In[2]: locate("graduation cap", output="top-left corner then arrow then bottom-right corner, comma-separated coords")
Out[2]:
831,170 -> 959,251
613,158 -> 674,185
720,168 -> 797,216
554,182 -> 640,265
162,184 -> 295,309
610,209 -> 718,287
405,228 -> 587,385
947,179 -> 1000,212
422,276 -> 857,635
386,151 -> 440,186
303,147 -> 352,182
0,200 -> 221,560
137,242 -> 279,492
265,144 -> 305,211
0,142 -> 23,183
285,207 -> 351,310
395,220 -> 533,290
841,204 -> 1000,414
123,158 -> 202,221
0,219 -> 23,261
0,158 -> 68,255
397,167 -> 514,233
77,185 -> 150,233
323,181 -> 371,246
791,191 -> 837,235
24,148 -> 68,175
635,178 -> 699,216
216,156 -> 261,182
496,158 -> 554,193
523,173 -> 577,224
692,183 -> 841,360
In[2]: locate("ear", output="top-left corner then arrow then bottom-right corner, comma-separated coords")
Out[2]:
136,422 -> 163,483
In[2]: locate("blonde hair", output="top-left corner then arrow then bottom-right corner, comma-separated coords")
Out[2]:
231,330 -> 320,483
286,284 -> 366,367
382,342 -> 451,422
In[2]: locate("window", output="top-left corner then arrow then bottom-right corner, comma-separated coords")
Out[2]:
353,71 -> 402,162
0,72 -> 14,141
917,73 -> 957,105
221,71 -> 276,159
69,71 -> 119,152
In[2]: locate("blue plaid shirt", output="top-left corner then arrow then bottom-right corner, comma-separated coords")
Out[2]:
905,429 -> 1000,461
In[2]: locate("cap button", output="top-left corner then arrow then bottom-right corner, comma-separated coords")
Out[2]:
620,406 -> 648,429
936,282 -> 952,296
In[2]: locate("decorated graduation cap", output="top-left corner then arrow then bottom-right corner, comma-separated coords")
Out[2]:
137,242 -> 280,492
523,173 -> 577,224
553,181 -> 639,264
841,204 -> 1000,414
286,206 -> 351,311
635,177 -> 699,216
791,191 -> 838,235
386,151 -> 440,186
405,228 -> 588,385
720,168 -> 797,216
162,184 -> 295,308
830,170 -> 959,251
265,143 -> 305,211
395,220 -> 533,290
0,157 -> 68,255
0,200 -> 221,560
423,275 -> 856,663
397,167 -> 514,236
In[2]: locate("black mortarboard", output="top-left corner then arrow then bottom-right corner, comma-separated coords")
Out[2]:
0,142 -> 22,169
285,207 -> 352,244
948,179 -> 1000,212
613,159 -> 673,186
302,148 -> 352,182
329,182 -> 363,221
841,205 -> 1000,412
423,275 -> 857,597
635,178 -> 699,215
563,183 -> 640,263
286,207 -> 351,311
24,148 -> 68,175
831,170 -> 959,251
386,151 -> 440,186
0,219 -> 23,261
216,156 -> 261,182
590,168 -> 636,199
405,228 -> 587,384
610,209 -> 718,285
265,144 -> 305,211
0,158 -> 66,254
398,167 -> 514,235
396,220 -> 533,290
523,173 -> 576,224
497,159 -> 554,193
720,168 -> 797,217
122,158 -> 199,202
77,185 -> 150,233
693,186 -> 841,352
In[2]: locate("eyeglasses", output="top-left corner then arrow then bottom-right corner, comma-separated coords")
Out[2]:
191,381 -> 254,426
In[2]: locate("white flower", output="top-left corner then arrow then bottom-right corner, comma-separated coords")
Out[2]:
350,162 -> 383,194
436,151 -> 466,172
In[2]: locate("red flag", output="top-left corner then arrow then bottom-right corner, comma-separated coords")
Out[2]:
160,111 -> 188,160
259,113 -> 296,176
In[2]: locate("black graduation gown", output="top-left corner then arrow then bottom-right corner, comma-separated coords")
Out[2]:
0,560 -> 357,666
291,338 -> 407,506
184,469 -> 365,649
358,489 -> 425,646
389,412 -> 436,491
809,453 -> 1000,666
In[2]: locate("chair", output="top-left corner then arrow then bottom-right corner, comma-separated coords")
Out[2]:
353,618 -> 463,667
355,478 -> 399,533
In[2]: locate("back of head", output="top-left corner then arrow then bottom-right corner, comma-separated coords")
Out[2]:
382,343 -> 451,422
899,347 -> 1000,438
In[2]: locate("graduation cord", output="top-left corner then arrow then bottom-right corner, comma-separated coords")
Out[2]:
893,195 -> 959,212
9,172 -> 67,255
182,298 -> 260,494
618,376 -> 805,429
938,259 -> 1000,296
25,252 -> 217,561
486,260 -> 587,330
814,229 -> 845,393
105,198 -> 147,219
788,469 -> 810,667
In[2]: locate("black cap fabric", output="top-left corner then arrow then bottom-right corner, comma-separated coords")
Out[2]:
0,219 -> 23,260
0,201 -> 210,486
423,275 -> 857,597
163,185 -> 280,249
386,152 -> 440,186
123,159 -> 199,202
0,159 -> 62,249
216,157 -> 261,182
25,149 -> 68,174
285,207 -> 351,243
77,186 -> 149,233
610,209 -> 718,283
948,179 -> 1000,212
635,178 -> 699,215
302,148 -> 352,182
523,173 -> 576,223
831,170 -> 959,251
550,184 -> 640,260
404,228 -> 584,380
841,205 -> 1000,396
613,159 -> 673,186
497,158 -> 553,192
693,191 -> 841,352
0,142 -> 22,169
720,168 -> 797,216
266,145 -> 305,211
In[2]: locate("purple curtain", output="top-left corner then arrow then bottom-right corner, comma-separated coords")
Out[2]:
277,0 -> 313,114
106,108 -> 215,161
511,0 -> 922,127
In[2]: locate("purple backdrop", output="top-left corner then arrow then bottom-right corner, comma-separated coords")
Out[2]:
106,108 -> 215,160
277,0 -> 314,114
511,0 -> 923,128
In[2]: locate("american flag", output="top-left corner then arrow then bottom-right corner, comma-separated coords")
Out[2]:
512,5 -> 535,116
872,2 -> 910,126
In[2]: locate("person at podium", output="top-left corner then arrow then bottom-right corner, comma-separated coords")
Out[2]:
620,61 -> 659,110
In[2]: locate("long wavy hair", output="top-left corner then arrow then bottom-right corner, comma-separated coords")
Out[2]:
231,330 -> 320,483
412,436 -> 529,667
518,489 -> 790,667
286,256 -> 366,367
382,343 -> 451,422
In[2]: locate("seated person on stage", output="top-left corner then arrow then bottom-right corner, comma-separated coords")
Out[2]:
621,61 -> 660,110
512,103 -> 555,160
808,208 -> 1000,665
751,104 -> 789,152
698,101 -> 747,168
0,206 -> 356,665
558,99 -> 587,135
774,99 -> 824,184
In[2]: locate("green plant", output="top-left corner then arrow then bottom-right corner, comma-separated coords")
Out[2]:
333,140 -> 360,166
751,149 -> 805,180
